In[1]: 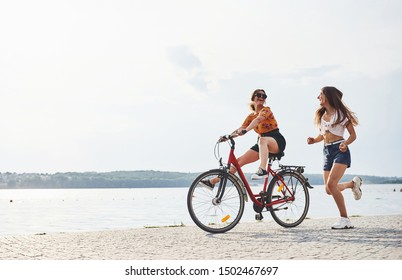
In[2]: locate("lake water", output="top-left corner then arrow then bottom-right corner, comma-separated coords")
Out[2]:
0,184 -> 401,236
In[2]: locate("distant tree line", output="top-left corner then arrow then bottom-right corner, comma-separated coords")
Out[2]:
0,170 -> 401,189
0,171 -> 198,189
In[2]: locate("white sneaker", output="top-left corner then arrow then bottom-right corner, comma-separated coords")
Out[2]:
251,167 -> 268,180
331,217 -> 354,230
352,176 -> 362,200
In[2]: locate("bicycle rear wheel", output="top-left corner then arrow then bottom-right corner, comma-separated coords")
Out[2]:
187,169 -> 245,233
267,170 -> 309,227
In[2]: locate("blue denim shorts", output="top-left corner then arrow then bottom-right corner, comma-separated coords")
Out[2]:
323,142 -> 351,171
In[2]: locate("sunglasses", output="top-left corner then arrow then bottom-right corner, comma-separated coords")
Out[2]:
255,93 -> 267,99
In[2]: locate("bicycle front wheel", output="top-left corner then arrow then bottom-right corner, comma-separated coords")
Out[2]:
267,170 -> 310,227
187,169 -> 245,233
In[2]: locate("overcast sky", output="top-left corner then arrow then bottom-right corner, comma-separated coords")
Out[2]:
1,0 -> 401,177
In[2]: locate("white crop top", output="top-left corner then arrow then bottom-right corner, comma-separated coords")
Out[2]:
320,111 -> 348,137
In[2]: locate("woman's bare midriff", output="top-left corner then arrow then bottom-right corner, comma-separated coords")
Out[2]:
324,131 -> 344,144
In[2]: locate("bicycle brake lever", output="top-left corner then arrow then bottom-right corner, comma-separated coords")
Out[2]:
218,135 -> 228,142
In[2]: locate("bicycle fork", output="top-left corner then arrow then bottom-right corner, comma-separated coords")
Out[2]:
213,169 -> 229,205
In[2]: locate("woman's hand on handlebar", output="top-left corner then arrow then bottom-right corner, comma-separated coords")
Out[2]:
218,133 -> 236,143
218,129 -> 247,142
232,128 -> 247,137
218,135 -> 229,142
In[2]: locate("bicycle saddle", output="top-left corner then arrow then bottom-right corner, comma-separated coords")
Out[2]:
269,151 -> 284,161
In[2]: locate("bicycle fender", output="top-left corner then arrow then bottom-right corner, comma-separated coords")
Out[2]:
229,173 -> 249,202
276,169 -> 314,189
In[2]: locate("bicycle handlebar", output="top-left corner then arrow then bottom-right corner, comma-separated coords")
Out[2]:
218,130 -> 247,143
218,135 -> 229,143
217,131 -> 243,143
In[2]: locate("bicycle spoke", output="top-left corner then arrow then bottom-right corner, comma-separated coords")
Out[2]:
267,171 -> 310,227
187,170 -> 245,233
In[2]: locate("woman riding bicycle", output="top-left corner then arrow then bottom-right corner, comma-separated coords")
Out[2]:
201,89 -> 286,189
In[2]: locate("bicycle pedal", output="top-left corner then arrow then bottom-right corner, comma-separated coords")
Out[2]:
255,213 -> 264,221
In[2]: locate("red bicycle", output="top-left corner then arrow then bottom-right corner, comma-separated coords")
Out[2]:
187,133 -> 313,233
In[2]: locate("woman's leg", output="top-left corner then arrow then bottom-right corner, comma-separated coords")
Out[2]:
324,172 -> 354,193
336,181 -> 354,191
258,137 -> 269,169
325,163 -> 349,217
231,149 -> 259,173
209,149 -> 259,184
258,137 -> 280,169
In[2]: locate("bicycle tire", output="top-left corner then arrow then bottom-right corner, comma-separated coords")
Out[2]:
187,169 -> 245,233
267,170 -> 310,227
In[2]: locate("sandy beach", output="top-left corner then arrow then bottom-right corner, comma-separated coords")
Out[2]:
0,214 -> 401,260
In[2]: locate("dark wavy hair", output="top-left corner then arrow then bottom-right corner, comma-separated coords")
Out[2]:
314,86 -> 359,127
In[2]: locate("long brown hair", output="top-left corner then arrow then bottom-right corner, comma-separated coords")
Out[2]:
314,86 -> 359,127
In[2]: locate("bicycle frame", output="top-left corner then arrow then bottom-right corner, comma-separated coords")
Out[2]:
188,134 -> 312,233
220,137 -> 295,210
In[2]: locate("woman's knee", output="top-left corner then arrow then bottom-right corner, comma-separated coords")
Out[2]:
325,185 -> 332,195
326,180 -> 339,193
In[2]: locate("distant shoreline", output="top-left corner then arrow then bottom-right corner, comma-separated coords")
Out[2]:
1,170 -> 402,189
1,183 -> 402,190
